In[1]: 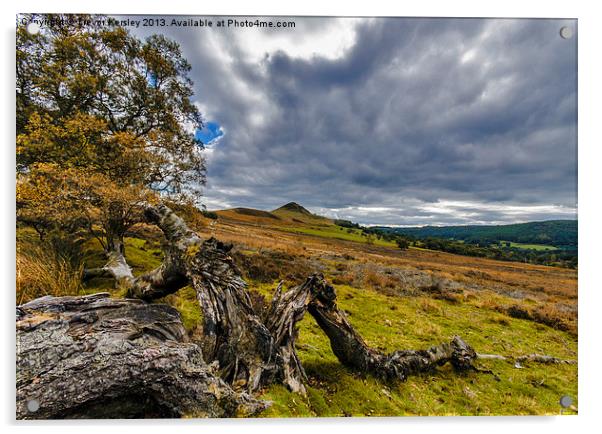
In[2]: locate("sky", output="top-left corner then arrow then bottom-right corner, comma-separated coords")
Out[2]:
132,17 -> 577,226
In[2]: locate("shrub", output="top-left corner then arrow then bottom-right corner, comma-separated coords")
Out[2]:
396,238 -> 410,250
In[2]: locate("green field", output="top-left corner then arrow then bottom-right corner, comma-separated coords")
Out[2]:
500,241 -> 558,251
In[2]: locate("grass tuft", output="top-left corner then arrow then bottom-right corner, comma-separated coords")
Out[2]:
17,238 -> 84,304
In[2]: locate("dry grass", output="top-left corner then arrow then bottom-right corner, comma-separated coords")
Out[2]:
418,297 -> 443,315
504,303 -> 576,335
16,242 -> 84,304
231,247 -> 317,285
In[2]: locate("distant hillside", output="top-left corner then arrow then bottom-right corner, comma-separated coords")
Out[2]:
214,202 -> 332,227
375,220 -> 577,249
228,207 -> 281,220
272,202 -> 313,215
272,202 -> 331,225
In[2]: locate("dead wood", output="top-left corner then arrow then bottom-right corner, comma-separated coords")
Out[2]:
125,206 -> 479,387
305,274 -> 477,381
477,353 -> 576,366
16,293 -> 267,419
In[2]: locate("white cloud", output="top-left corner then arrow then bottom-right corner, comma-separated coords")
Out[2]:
231,18 -> 361,62
460,48 -> 477,64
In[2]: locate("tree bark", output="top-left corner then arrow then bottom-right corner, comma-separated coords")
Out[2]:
16,293 -> 267,419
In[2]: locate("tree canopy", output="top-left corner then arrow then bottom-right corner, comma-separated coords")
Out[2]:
16,14 -> 206,252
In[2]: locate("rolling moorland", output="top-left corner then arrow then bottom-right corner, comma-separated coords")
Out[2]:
16,202 -> 578,416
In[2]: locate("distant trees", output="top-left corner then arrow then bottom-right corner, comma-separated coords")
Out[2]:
413,237 -> 576,268
395,238 -> 410,250
334,219 -> 362,229
383,221 -> 577,250
16,14 -> 205,265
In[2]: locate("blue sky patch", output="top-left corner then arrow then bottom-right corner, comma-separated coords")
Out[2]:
195,122 -> 224,144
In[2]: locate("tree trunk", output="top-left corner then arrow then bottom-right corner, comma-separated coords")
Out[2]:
16,293 -> 267,419
122,205 -> 478,393
127,205 -> 313,394
83,233 -> 134,287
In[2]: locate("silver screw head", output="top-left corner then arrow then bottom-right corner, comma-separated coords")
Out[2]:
560,26 -> 573,40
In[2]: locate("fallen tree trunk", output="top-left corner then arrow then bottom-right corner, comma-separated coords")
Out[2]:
127,205 -> 314,394
85,205 -> 479,395
16,293 -> 267,419
124,206 -> 478,388
305,274 -> 477,381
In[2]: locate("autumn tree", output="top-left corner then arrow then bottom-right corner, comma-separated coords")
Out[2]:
16,14 -> 206,279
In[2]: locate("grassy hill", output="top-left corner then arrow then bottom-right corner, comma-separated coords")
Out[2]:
215,202 -> 397,247
17,203 -> 578,416
272,202 -> 332,226
376,220 -> 577,249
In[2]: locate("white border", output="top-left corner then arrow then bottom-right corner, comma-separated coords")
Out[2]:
2,1 -> 600,434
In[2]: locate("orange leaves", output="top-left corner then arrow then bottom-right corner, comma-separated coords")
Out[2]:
17,162 -> 157,238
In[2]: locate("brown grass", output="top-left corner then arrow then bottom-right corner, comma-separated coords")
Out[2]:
16,242 -> 83,304
231,248 -> 316,285
504,303 -> 576,335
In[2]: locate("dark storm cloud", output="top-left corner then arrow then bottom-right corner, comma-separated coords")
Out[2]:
130,17 -> 577,225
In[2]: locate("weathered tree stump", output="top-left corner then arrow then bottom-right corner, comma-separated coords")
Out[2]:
16,293 -> 267,419
126,205 -> 317,394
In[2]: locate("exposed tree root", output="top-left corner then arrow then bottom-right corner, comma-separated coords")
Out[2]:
477,353 -> 576,366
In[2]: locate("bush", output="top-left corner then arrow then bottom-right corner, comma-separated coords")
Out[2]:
334,219 -> 362,229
